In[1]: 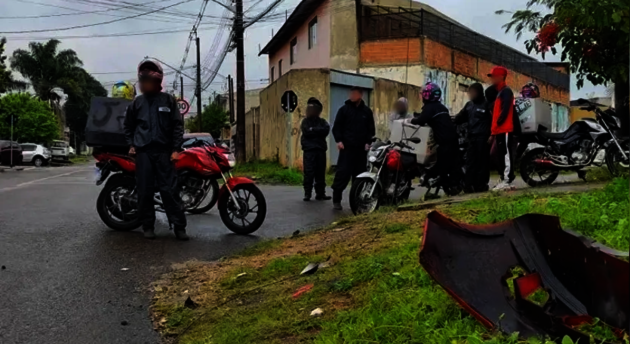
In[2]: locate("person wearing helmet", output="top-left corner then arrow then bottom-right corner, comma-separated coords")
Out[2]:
123,58 -> 188,240
407,82 -> 460,189
488,66 -> 521,192
520,82 -> 540,98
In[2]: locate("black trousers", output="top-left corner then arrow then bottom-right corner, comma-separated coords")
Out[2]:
332,148 -> 367,203
464,137 -> 490,192
434,144 -> 462,187
494,132 -> 517,182
136,150 -> 187,230
303,150 -> 327,196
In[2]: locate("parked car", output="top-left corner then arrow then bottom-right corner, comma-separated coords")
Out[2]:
50,140 -> 70,160
20,143 -> 51,167
0,140 -> 23,166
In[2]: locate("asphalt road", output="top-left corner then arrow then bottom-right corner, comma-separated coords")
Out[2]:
0,165 -> 581,344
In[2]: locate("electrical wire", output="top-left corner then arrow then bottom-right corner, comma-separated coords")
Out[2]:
172,0 -> 210,90
1,0 -> 170,19
0,0 -> 196,33
3,24 -> 219,40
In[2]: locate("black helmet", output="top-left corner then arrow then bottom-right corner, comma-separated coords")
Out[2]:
521,82 -> 540,98
137,58 -> 164,82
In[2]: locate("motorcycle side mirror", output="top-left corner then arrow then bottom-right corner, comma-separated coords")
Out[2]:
406,137 -> 421,144
577,98 -> 589,105
371,137 -> 378,142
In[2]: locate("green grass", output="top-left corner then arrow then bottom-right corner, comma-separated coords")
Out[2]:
69,155 -> 90,164
155,178 -> 629,344
232,160 -> 335,186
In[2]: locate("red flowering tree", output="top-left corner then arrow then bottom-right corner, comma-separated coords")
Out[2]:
498,0 -> 629,133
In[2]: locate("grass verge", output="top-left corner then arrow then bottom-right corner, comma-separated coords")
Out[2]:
151,178 -> 629,344
233,160 -> 335,186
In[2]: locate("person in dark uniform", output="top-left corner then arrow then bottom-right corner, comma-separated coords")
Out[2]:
454,83 -> 492,192
407,82 -> 461,189
123,58 -> 187,240
300,97 -> 331,202
331,87 -> 375,210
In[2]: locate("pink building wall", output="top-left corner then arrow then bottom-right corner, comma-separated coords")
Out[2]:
268,0 -> 332,80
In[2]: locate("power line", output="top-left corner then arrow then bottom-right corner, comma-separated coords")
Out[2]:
172,0 -> 210,90
3,24 -> 219,40
0,0 -> 196,34
0,0 -> 169,19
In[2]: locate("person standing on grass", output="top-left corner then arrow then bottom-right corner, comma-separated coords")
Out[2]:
487,66 -> 521,191
331,87 -> 375,210
454,83 -> 491,193
300,97 -> 332,202
123,58 -> 188,240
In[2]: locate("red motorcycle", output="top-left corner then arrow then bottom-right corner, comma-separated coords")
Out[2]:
93,141 -> 266,235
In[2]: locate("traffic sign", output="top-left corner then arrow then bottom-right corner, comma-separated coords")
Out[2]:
281,90 -> 298,113
177,98 -> 190,116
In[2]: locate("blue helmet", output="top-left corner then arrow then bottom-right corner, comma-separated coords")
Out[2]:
422,82 -> 442,102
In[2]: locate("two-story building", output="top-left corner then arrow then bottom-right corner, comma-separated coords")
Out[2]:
254,0 -> 571,168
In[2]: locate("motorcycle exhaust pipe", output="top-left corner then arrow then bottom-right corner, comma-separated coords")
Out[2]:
534,159 -> 585,169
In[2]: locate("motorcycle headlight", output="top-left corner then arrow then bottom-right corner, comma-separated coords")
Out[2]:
224,153 -> 236,167
614,116 -> 622,128
368,156 -> 377,163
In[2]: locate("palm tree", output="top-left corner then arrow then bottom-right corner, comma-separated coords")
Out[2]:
0,37 -> 27,93
10,39 -> 84,131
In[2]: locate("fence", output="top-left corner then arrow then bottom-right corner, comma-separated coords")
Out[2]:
359,5 -> 570,90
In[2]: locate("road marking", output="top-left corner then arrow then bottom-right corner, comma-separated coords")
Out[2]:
0,168 -> 91,193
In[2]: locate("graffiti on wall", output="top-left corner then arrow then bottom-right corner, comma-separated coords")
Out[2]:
424,69 -> 478,115
551,103 -> 570,132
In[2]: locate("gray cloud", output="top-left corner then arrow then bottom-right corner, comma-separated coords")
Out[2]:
1,0 -> 606,104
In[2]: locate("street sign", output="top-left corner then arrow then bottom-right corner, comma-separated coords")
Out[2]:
177,98 -> 190,116
281,90 -> 298,113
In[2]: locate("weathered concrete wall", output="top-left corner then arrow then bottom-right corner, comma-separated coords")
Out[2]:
244,106 -> 260,161
371,78 -> 423,139
258,69 -> 330,168
329,0 -> 360,72
360,65 -> 426,88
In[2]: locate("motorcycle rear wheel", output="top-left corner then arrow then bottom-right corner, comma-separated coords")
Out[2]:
219,183 -> 267,235
96,174 -> 141,231
349,178 -> 381,215
605,140 -> 630,177
187,179 -> 220,214
520,148 -> 559,187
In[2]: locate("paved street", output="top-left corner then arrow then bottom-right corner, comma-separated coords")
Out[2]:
0,165 -> 581,344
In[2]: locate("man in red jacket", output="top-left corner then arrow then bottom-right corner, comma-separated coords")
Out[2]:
488,66 -> 521,191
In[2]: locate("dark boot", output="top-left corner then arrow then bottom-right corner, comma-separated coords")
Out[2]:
303,191 -> 312,202
143,228 -> 156,240
315,194 -> 331,201
174,228 -> 189,241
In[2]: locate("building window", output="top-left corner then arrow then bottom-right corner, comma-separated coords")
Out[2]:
279,60 -> 282,76
308,17 -> 317,49
270,66 -> 275,82
290,38 -> 297,65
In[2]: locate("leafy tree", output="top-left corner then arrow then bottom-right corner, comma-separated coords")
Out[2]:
498,0 -> 629,132
0,93 -> 60,143
63,68 -> 107,152
0,37 -> 26,94
185,102 -> 229,139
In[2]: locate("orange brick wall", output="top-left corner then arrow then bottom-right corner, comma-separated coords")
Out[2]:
360,37 -> 570,105
360,39 -> 421,65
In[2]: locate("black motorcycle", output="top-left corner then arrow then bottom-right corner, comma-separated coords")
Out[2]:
520,98 -> 629,187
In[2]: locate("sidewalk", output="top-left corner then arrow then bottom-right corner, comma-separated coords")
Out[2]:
398,181 -> 607,211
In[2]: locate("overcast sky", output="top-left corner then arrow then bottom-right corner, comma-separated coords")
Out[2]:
1,0 -> 606,110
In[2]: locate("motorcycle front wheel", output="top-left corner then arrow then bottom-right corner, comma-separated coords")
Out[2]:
96,174 -> 141,231
218,183 -> 267,235
186,179 -> 220,214
520,148 -> 559,187
605,140 -> 630,177
349,178 -> 381,215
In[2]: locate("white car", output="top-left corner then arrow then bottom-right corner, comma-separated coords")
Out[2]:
20,143 -> 51,167
50,140 -> 70,160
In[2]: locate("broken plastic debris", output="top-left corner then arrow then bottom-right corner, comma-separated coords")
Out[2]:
184,296 -> 198,309
310,308 -> 323,317
237,272 -> 247,278
292,284 -> 314,299
301,263 -> 319,275
121,268 -> 129,271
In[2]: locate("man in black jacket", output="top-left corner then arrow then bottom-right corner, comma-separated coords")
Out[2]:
331,87 -> 375,210
301,97 -> 331,202
454,83 -> 492,192
409,82 -> 460,189
123,58 -> 187,240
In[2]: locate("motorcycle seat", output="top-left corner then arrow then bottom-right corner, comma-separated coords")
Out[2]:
539,131 -> 568,140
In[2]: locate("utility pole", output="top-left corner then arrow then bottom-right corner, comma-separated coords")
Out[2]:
196,35 -> 202,132
235,0 -> 246,163
228,75 -> 235,124
180,76 -> 184,99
